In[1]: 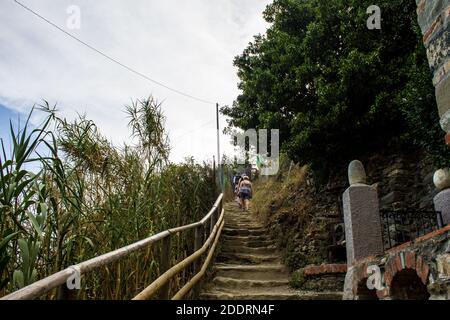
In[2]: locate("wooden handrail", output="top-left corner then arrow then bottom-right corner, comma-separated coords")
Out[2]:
200,194 -> 223,224
1,193 -> 224,300
172,216 -> 224,300
132,209 -> 224,300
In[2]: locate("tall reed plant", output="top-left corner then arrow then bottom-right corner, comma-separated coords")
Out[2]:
0,97 -> 216,299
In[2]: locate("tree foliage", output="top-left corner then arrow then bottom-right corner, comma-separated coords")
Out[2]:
222,0 -> 450,177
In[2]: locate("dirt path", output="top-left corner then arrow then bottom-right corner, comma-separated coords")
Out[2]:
200,201 -> 342,300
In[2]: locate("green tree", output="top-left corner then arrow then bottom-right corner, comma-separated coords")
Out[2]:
222,0 -> 450,178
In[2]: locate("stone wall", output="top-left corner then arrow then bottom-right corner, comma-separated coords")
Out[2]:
291,264 -> 347,292
266,169 -> 345,270
349,150 -> 439,250
266,150 -> 437,269
343,225 -> 450,300
260,149 -> 438,294
363,150 -> 436,211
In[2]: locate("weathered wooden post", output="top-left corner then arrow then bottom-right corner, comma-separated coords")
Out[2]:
211,196 -> 222,231
433,168 -> 450,227
210,208 -> 217,237
343,160 -> 383,267
159,235 -> 171,299
56,283 -> 71,300
218,197 -> 223,220
57,266 -> 80,300
215,197 -> 222,234
192,225 -> 203,297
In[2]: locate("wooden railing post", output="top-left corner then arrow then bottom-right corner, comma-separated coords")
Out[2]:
194,226 -> 203,269
2,194 -> 224,301
159,235 -> 171,299
56,284 -> 70,300
210,209 -> 216,236
192,225 -> 203,297
56,272 -> 77,300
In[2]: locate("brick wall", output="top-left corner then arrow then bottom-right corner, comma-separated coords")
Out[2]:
343,225 -> 450,300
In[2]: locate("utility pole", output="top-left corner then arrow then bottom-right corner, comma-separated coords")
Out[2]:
216,103 -> 223,191
213,155 -> 217,196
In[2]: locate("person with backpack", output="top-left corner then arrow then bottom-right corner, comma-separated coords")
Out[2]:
238,175 -> 253,211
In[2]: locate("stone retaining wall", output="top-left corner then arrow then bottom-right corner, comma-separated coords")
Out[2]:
343,225 -> 450,300
292,264 -> 347,292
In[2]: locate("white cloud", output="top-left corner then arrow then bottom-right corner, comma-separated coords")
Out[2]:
0,0 -> 271,162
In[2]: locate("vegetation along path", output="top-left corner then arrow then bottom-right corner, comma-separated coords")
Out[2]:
200,202 -> 342,300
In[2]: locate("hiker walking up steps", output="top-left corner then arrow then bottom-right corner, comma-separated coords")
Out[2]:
238,175 -> 253,212
233,174 -> 242,207
234,175 -> 243,208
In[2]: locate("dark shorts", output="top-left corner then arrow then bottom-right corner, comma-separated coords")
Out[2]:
239,191 -> 252,200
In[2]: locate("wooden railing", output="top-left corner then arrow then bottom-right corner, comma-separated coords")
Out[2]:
1,193 -> 224,300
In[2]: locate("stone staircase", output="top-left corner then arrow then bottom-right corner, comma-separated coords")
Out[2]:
200,202 -> 343,300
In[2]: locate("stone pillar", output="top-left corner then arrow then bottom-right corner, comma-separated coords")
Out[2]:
433,168 -> 450,226
416,0 -> 450,141
343,160 -> 384,267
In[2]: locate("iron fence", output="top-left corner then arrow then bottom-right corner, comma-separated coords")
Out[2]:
380,209 -> 444,250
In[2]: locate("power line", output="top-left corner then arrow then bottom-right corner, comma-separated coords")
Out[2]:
13,0 -> 217,105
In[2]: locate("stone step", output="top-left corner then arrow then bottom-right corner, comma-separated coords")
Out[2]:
225,224 -> 266,230
222,238 -> 276,248
224,221 -> 261,227
199,202 -> 311,300
213,264 -> 289,280
200,289 -> 344,300
221,245 -> 277,255
211,277 -> 289,290
217,252 -> 280,265
222,234 -> 272,242
222,228 -> 267,237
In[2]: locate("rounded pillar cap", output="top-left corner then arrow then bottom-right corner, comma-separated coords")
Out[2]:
434,168 -> 450,191
348,160 -> 367,185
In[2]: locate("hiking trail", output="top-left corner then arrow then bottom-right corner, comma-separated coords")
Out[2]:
200,202 -> 342,300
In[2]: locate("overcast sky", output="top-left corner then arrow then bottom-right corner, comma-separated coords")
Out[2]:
0,0 -> 271,163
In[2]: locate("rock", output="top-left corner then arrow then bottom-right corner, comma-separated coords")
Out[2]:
445,240 -> 450,253
388,176 -> 411,191
348,160 -> 367,185
371,182 -> 380,192
381,191 -> 402,206
387,169 -> 409,177
433,169 -> 450,190
424,172 -> 435,185
436,254 -> 450,279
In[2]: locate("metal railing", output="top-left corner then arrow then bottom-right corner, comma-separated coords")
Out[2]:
380,209 -> 443,250
1,193 -> 224,300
